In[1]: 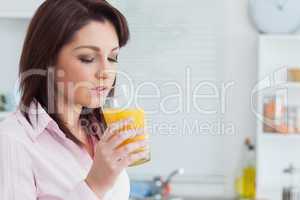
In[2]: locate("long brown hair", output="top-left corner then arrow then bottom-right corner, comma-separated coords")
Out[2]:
18,0 -> 130,146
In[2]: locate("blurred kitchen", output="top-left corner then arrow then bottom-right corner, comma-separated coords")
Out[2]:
1,0 -> 300,200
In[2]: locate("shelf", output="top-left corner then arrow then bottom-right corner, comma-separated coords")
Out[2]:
279,82 -> 300,88
259,82 -> 300,93
261,132 -> 300,139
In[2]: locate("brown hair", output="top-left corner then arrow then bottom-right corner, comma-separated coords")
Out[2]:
18,0 -> 130,145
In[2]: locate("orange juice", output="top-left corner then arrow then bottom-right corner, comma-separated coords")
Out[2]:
103,108 -> 150,166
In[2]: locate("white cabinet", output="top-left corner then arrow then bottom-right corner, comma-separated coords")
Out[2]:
0,0 -> 44,18
256,35 -> 300,200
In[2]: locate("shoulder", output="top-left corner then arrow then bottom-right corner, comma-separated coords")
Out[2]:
0,111 -> 33,145
0,111 -> 37,170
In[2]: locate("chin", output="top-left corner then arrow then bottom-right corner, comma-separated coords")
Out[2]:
82,96 -> 106,109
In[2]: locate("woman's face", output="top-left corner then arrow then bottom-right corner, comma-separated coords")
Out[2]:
55,20 -> 119,109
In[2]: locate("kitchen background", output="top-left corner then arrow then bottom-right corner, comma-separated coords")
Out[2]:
1,0 -> 300,200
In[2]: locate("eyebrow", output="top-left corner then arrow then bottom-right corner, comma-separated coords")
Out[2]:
73,45 -> 119,52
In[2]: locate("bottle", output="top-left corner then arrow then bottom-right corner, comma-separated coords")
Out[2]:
235,138 -> 256,199
263,96 -> 275,132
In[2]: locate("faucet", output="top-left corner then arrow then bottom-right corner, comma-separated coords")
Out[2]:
151,168 -> 185,200
282,164 -> 300,200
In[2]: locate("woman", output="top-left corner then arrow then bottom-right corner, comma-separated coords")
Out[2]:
0,0 -> 148,199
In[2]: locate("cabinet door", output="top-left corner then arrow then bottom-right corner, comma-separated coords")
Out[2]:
0,0 -> 44,18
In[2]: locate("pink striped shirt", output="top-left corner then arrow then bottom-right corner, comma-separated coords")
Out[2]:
0,99 -> 130,200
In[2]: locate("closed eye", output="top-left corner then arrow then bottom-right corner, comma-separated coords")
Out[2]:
108,57 -> 118,63
79,57 -> 95,64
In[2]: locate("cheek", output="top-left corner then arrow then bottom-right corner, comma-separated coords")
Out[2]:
68,61 -> 93,82
68,74 -> 94,104
56,64 -> 95,101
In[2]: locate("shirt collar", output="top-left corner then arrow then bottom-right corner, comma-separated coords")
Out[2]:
16,99 -> 100,143
16,99 -> 65,142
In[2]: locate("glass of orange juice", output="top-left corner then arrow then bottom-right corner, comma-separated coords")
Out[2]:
103,89 -> 150,167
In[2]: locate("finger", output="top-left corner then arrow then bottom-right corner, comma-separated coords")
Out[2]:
107,128 -> 144,149
112,140 -> 148,162
101,118 -> 134,142
134,128 -> 148,139
121,150 -> 150,167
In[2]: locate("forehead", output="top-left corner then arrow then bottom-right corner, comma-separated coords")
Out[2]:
68,20 -> 119,51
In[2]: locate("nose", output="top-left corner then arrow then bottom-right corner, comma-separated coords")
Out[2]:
95,58 -> 111,80
95,69 -> 109,80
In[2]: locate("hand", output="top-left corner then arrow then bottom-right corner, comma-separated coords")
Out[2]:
85,118 -> 149,199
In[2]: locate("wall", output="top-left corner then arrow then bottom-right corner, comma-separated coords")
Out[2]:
115,0 -> 260,197
222,0 -> 259,195
0,19 -> 28,105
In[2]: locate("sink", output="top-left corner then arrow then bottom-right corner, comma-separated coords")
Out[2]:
130,196 -> 234,200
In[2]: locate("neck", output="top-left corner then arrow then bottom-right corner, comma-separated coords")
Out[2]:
56,95 -> 84,142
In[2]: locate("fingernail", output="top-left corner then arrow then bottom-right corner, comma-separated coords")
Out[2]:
125,130 -> 134,137
128,130 -> 136,138
122,118 -> 131,125
128,117 -> 134,122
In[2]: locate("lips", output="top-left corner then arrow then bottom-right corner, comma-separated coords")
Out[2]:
92,86 -> 107,91
90,86 -> 109,95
